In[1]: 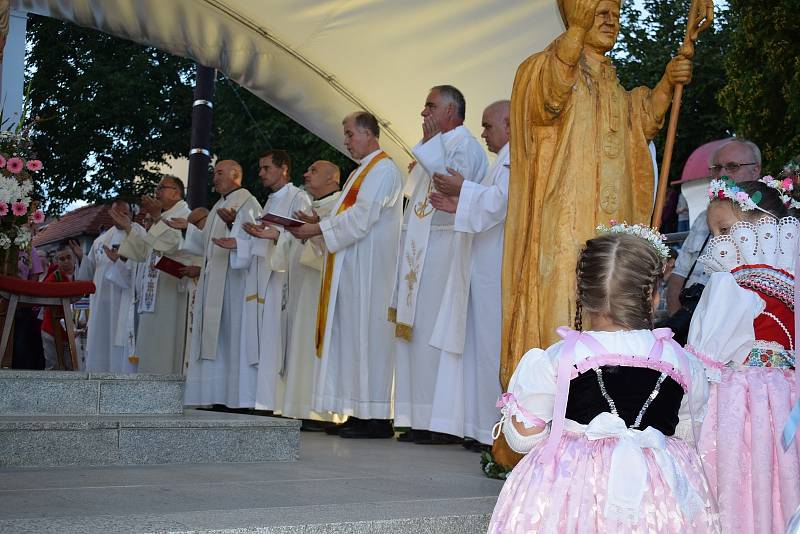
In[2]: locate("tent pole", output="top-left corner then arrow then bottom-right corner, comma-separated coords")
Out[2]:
187,65 -> 215,209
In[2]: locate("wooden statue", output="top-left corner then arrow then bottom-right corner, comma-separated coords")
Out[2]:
495,0 -> 706,468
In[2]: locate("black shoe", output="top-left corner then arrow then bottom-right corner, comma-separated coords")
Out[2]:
462,438 -> 477,450
469,442 -> 492,454
397,429 -> 419,442
414,431 -> 463,445
339,419 -> 394,439
301,419 -> 331,432
324,417 -> 360,435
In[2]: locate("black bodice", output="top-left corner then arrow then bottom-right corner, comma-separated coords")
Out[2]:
565,366 -> 684,435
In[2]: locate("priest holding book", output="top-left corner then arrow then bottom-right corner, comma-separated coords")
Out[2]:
213,150 -> 310,411
110,175 -> 197,375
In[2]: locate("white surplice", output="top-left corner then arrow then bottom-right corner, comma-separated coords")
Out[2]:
393,126 -> 488,431
274,190 -> 342,420
231,183 -> 311,411
429,142 -> 508,443
314,149 -> 403,419
118,200 -> 196,375
78,225 -> 145,373
182,188 -> 263,408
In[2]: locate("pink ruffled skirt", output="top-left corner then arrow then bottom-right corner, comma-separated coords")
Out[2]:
699,368 -> 800,533
488,431 -> 719,533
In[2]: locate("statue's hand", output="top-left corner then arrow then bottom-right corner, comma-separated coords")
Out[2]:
665,53 -> 693,86
568,0 -> 601,31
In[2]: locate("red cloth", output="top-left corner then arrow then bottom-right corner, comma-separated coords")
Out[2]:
40,270 -> 74,338
752,292 -> 795,352
0,274 -> 94,298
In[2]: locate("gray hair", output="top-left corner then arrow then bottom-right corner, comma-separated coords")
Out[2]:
431,85 -> 466,120
343,111 -> 380,138
711,138 -> 762,166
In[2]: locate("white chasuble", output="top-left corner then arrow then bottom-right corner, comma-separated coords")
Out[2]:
429,142 -> 509,444
182,188 -> 262,408
79,224 -> 145,373
274,191 -> 341,421
232,183 -> 310,411
314,149 -> 403,419
392,126 -> 487,431
118,200 -> 196,375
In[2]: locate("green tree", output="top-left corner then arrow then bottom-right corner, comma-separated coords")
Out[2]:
26,14 -> 195,213
613,0 -> 733,183
25,15 -> 356,213
719,0 -> 800,173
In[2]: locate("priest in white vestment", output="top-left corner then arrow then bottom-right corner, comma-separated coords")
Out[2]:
76,199 -> 144,373
391,85 -> 488,444
112,175 -> 197,375
168,160 -> 262,408
274,160 -> 342,423
428,100 -> 509,447
288,112 -> 402,439
213,150 -> 310,411
179,208 -> 209,375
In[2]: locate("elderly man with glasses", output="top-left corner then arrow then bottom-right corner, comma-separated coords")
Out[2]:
665,138 -> 762,316
109,174 -> 199,374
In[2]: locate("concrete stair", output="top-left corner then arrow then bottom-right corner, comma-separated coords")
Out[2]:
0,370 -> 299,467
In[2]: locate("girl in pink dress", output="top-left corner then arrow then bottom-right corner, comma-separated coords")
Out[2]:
688,178 -> 800,533
488,227 -> 719,533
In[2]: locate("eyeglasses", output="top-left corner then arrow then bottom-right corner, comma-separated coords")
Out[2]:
709,162 -> 757,173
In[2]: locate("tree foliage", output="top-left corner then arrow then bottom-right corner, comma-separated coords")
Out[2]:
25,15 -> 356,214
719,0 -> 800,173
26,15 -> 194,213
612,0 -> 733,183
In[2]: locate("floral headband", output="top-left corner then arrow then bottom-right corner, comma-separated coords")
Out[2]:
708,177 -> 772,215
596,220 -> 670,260
760,174 -> 800,210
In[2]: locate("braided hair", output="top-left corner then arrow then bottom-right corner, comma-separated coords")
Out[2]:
574,233 -> 664,331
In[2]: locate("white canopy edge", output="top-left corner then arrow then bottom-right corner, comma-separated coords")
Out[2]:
14,0 -> 564,168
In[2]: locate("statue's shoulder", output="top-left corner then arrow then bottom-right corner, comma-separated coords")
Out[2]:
517,41 -> 558,76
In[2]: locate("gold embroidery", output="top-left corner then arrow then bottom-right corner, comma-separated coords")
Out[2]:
404,241 -> 423,307
395,322 -> 413,341
245,294 -> 265,304
413,180 -> 435,219
387,307 -> 397,323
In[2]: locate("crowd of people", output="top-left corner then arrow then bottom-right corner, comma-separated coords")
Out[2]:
34,86 -> 509,452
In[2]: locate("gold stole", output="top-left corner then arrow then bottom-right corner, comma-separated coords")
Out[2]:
315,151 -> 388,357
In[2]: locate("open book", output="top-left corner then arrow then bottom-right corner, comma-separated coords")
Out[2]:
154,256 -> 187,278
260,212 -> 304,227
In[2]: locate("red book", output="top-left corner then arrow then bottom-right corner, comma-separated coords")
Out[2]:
155,256 -> 187,278
260,212 -> 304,227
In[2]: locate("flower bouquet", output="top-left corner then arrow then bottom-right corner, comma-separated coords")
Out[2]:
0,118 -> 44,276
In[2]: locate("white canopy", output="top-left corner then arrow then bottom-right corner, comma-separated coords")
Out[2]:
15,0 -> 564,167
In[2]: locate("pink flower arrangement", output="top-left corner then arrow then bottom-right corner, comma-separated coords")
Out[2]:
25,160 -> 42,172
735,191 -> 749,202
31,209 -> 45,224
11,201 -> 27,216
6,157 -> 23,174
0,202 -> 8,217
0,155 -> 6,169
782,178 -> 793,190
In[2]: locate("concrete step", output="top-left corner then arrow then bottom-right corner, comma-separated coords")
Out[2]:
0,409 -> 300,467
0,499 -> 494,533
0,370 -> 185,416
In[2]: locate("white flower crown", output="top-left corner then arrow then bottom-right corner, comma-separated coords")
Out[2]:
760,174 -> 800,210
595,220 -> 670,260
708,178 -> 765,212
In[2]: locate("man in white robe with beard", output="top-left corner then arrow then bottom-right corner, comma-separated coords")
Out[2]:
76,199 -> 144,373
213,150 -> 310,411
110,175 -> 196,375
392,85 -> 488,445
167,160 -> 262,408
288,112 -> 402,439
429,100 -> 510,449
274,160 -> 341,425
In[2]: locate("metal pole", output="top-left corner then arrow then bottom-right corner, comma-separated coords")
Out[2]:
187,65 -> 215,209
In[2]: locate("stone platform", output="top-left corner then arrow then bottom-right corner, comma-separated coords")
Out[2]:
0,432 -> 503,533
0,370 -> 300,467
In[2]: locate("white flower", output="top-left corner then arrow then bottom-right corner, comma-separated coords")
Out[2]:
0,233 -> 11,249
14,225 -> 30,247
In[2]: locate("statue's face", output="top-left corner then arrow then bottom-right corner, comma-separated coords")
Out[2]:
584,0 -> 621,54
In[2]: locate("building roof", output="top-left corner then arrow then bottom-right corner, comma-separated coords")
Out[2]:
33,204 -> 116,247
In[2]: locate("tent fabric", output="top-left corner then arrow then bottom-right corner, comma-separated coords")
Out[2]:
14,0 -> 564,167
